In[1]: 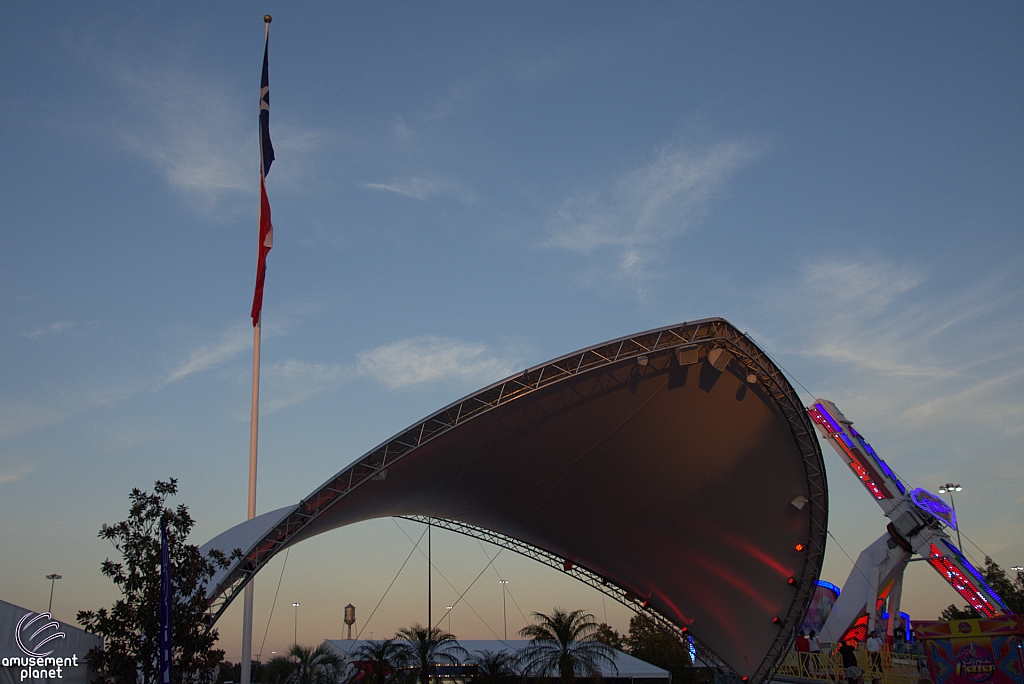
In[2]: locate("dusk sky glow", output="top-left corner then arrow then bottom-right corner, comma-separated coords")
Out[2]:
1,2 -> 1021,661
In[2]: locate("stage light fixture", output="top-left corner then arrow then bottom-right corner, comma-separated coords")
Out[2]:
676,347 -> 699,365
708,347 -> 732,371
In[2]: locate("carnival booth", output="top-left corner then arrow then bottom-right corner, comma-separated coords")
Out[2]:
915,616 -> 1024,684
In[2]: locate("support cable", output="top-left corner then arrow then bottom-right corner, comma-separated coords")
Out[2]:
388,518 -> 502,639
827,530 -> 875,587
257,548 -> 289,662
502,585 -> 530,632
477,540 -> 530,626
755,344 -> 820,408
409,523 -> 507,637
344,525 -> 429,654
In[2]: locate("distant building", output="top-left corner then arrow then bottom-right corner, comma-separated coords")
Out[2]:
323,639 -> 671,684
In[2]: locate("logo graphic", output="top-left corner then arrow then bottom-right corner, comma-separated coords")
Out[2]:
956,643 -> 995,683
15,612 -> 66,657
957,621 -> 973,635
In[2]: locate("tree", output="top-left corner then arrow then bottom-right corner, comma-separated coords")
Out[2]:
624,616 -> 691,682
518,608 -> 617,684
394,624 -> 467,684
285,645 -> 343,684
217,660 -> 265,684
262,656 -> 298,684
592,624 -> 623,651
350,639 -> 405,684
77,479 -> 237,684
469,650 -> 518,684
940,558 -> 1024,619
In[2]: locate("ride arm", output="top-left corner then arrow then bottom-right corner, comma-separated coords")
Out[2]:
807,399 -> 1011,617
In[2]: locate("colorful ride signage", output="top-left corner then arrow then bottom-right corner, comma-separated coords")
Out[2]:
915,616 -> 1024,684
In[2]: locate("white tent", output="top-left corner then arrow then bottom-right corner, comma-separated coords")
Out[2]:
322,639 -> 670,682
0,599 -> 102,684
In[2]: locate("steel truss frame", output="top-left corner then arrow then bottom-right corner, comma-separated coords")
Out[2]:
203,317 -> 827,684
398,514 -> 730,671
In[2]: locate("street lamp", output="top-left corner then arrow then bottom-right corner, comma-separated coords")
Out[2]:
292,603 -> 300,647
45,574 -> 62,615
938,483 -> 963,550
499,580 -> 509,640
445,606 -> 453,634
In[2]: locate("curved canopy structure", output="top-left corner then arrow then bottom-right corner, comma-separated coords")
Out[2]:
201,318 -> 827,684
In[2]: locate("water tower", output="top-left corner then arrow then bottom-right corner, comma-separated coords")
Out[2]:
344,604 -> 356,640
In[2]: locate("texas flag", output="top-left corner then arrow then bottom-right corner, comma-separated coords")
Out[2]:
251,30 -> 275,326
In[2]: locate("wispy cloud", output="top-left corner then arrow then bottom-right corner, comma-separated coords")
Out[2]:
545,140 -> 761,280
423,79 -> 484,122
362,176 -> 475,204
2,322 -> 515,440
261,360 -> 353,414
0,464 -> 33,486
81,45 -> 331,218
0,401 -> 69,441
164,323 -> 253,385
20,321 -> 73,339
767,259 -> 1024,436
393,117 -> 415,140
0,377 -> 146,442
228,337 -> 515,419
106,63 -> 253,216
355,336 -> 515,390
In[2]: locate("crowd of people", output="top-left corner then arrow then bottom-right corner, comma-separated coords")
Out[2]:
790,629 -> 931,684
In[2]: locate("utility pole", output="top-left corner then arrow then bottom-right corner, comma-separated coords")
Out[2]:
46,574 -> 62,615
428,521 -> 432,632
939,483 -> 964,550
499,580 -> 508,640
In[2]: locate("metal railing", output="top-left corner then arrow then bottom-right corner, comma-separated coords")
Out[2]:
775,649 -> 920,684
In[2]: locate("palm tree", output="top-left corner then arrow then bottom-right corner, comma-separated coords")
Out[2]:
394,623 -> 468,684
263,655 -> 299,684
518,608 -> 617,684
285,644 -> 343,684
470,649 -> 518,684
350,639 -> 404,684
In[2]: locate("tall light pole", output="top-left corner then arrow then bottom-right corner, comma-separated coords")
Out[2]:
292,603 -> 300,647
45,574 -> 62,615
938,483 -> 963,550
499,580 -> 508,640
427,521 -> 432,633
445,606 -> 453,635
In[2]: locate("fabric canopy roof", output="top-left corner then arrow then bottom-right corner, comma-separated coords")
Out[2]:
201,318 -> 828,684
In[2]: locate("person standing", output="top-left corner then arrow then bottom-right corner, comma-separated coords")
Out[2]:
807,630 -> 821,676
866,631 -> 883,674
839,640 -> 863,684
795,631 -> 810,653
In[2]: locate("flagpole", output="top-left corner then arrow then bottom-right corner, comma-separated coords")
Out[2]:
241,16 -> 272,684
240,316 -> 259,684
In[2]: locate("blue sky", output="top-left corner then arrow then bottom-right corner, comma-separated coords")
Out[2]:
1,2 -> 1022,660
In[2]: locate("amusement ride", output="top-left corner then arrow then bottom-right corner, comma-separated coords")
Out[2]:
806,399 -> 1010,646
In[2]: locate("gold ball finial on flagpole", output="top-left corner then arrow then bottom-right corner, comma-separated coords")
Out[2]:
264,15 -> 272,23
